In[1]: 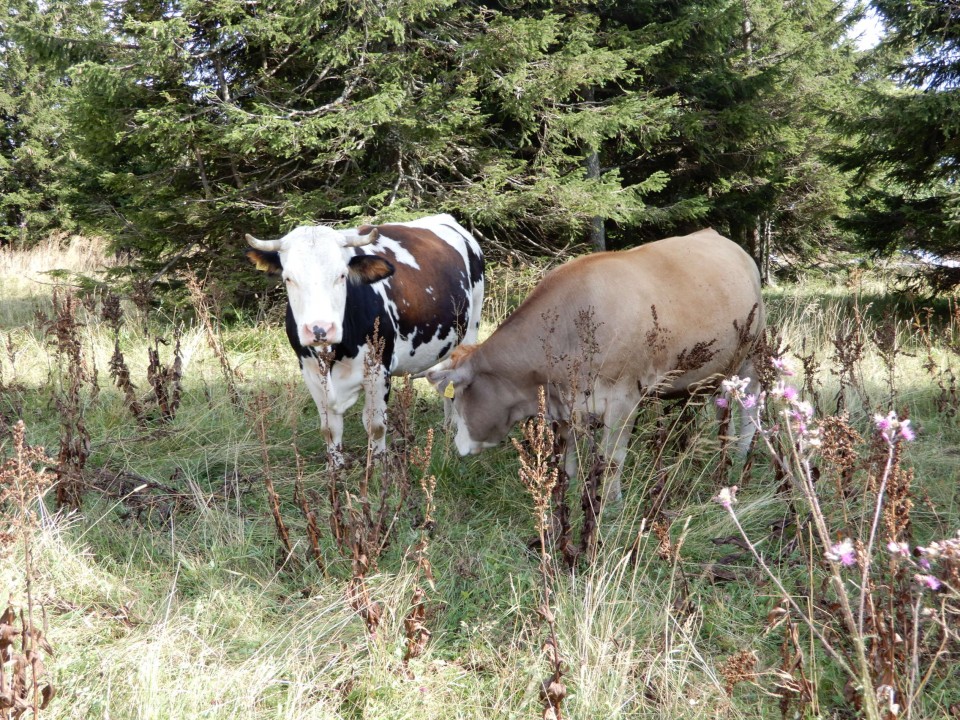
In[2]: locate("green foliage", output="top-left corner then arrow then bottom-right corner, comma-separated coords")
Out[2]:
835,1 -> 960,289
3,0 -> 863,288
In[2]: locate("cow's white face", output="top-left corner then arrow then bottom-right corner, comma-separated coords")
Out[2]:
278,227 -> 353,346
246,226 -> 394,347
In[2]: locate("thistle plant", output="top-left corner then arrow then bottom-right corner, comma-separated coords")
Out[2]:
713,360 -> 956,720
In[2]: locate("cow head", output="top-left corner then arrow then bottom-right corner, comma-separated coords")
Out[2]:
246,225 -> 394,347
426,353 -> 532,456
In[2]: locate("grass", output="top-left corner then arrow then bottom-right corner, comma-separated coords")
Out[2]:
1,238 -> 958,718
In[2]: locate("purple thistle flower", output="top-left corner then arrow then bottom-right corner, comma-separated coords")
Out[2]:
827,538 -> 857,567
874,412 -> 893,434
899,420 -> 915,442
771,357 -> 795,376
915,574 -> 942,591
741,394 -> 757,409
715,397 -> 729,409
715,486 -> 738,510
782,386 -> 798,402
887,541 -> 910,557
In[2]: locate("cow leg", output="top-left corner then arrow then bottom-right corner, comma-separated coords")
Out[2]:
599,397 -> 641,504
301,357 -> 346,465
361,367 -> 389,459
736,358 -> 761,456
559,423 -> 580,480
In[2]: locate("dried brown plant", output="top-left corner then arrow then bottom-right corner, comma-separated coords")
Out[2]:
403,428 -> 436,665
0,422 -> 56,718
719,649 -> 758,696
146,331 -> 184,423
183,271 -> 242,408
250,391 -> 295,565
42,288 -> 93,509
514,389 -> 568,719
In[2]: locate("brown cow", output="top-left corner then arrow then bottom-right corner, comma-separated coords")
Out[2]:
426,228 -> 765,504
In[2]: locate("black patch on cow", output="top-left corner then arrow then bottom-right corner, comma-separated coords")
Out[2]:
438,341 -> 452,359
247,249 -> 282,274
348,255 -> 395,285
283,282 -> 397,371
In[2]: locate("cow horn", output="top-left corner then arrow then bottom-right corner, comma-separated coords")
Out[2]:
340,228 -> 379,248
245,233 -> 284,252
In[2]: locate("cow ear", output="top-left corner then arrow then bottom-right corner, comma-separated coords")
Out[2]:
426,365 -> 469,399
348,256 -> 395,284
246,249 -> 282,274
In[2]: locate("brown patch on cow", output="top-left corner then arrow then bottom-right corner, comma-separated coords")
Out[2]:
246,249 -> 282,274
449,344 -> 479,367
357,224 -> 377,235
375,225 -> 471,340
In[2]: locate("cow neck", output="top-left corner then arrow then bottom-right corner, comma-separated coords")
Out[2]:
336,279 -> 395,365
470,314 -> 540,385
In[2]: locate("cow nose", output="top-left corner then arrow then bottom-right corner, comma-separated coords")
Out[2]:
303,322 -> 336,345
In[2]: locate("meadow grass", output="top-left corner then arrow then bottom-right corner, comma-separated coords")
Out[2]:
0,240 -> 958,718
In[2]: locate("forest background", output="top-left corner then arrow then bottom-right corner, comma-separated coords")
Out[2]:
1,0 -> 958,294
2,2 -> 960,719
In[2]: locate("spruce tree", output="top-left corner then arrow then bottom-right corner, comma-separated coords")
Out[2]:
49,0 -> 678,284
836,1 -> 960,290
610,0 -> 857,277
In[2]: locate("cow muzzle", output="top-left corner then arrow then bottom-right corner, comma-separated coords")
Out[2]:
301,322 -> 339,346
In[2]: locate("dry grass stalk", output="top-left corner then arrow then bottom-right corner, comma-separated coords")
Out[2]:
0,421 -> 57,717
251,391 -> 295,564
183,271 -> 241,408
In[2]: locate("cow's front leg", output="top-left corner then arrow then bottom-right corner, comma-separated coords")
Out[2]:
302,355 -> 347,465
361,367 -> 389,460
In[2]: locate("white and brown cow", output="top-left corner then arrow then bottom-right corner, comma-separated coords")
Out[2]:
426,228 -> 764,503
247,213 -> 484,461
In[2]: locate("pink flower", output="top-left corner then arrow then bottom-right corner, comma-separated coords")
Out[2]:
827,538 -> 857,567
782,386 -> 798,402
914,574 -> 942,591
874,412 -> 894,435
899,420 -> 915,442
741,394 -> 757,409
887,541 -> 910,557
771,357 -> 795,376
715,397 -> 729,409
715,486 -> 738,510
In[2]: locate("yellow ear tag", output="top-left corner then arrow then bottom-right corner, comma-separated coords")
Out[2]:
443,382 -> 456,399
